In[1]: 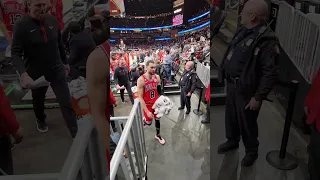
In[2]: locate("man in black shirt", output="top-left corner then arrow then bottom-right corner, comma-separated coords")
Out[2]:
68,21 -> 96,79
114,59 -> 134,104
11,0 -> 78,138
218,0 -> 279,166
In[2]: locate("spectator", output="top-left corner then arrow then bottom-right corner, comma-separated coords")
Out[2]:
0,82 -> 23,175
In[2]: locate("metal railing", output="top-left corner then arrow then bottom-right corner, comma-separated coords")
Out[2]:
109,99 -> 148,180
0,117 -> 108,180
276,1 -> 320,83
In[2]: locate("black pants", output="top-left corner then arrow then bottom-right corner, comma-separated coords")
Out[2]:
0,136 -> 13,175
225,83 -> 260,154
31,77 -> 78,138
110,105 -> 116,131
206,103 -> 210,121
180,89 -> 191,110
308,123 -> 320,180
119,82 -> 134,104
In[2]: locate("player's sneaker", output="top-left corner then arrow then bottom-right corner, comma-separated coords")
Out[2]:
155,135 -> 165,145
143,117 -> 152,128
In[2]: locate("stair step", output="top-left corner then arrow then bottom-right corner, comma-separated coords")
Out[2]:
218,28 -> 234,44
210,74 -> 225,87
224,19 -> 238,34
164,84 -> 179,88
210,93 -> 227,106
164,90 -> 181,95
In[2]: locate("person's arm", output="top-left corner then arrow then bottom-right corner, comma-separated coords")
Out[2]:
254,40 -> 280,101
137,77 -> 148,112
86,48 -> 109,152
0,8 -> 12,45
57,24 -> 67,64
110,89 -> 117,105
113,67 -> 119,85
67,37 -> 78,65
11,20 -> 27,75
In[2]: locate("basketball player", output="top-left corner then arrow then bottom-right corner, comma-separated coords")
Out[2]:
86,11 -> 114,170
137,60 -> 165,145
0,0 -> 27,57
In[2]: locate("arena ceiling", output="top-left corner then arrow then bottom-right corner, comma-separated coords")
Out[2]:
124,0 -> 174,16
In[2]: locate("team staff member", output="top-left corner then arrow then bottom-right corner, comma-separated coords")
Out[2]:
178,61 -> 197,114
0,80 -> 23,175
218,0 -> 280,166
114,59 -> 134,104
11,0 -> 78,137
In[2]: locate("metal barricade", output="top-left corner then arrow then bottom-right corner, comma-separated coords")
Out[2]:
0,118 -> 108,180
109,99 -> 148,180
276,1 -> 320,83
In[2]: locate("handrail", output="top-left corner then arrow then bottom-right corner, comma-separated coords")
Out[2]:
59,117 -> 97,180
109,99 -> 141,180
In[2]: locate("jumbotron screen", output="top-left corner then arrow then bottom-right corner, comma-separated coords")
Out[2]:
172,14 -> 183,26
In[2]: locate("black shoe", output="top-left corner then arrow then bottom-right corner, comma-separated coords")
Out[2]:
36,120 -> 48,133
217,141 -> 239,154
178,107 -> 184,110
201,119 -> 210,124
241,153 -> 258,167
186,109 -> 190,114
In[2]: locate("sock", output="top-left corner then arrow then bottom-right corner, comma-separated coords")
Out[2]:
155,119 -> 160,137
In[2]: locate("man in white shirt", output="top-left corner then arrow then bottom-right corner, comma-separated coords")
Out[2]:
144,51 -> 153,65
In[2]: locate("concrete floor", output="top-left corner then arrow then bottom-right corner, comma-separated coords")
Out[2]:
114,95 -> 210,180
4,89 -> 310,180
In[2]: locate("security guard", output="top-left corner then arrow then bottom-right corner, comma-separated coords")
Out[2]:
218,0 -> 280,166
178,61 -> 197,114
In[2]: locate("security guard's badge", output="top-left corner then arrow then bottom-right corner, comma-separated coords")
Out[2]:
227,50 -> 234,60
246,39 -> 253,46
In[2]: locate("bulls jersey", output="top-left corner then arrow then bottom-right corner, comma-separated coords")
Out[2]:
0,0 -> 26,37
98,40 -> 111,170
50,0 -> 64,30
142,74 -> 159,105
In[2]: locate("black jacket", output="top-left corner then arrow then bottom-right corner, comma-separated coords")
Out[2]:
68,31 -> 96,68
12,15 -> 67,81
219,25 -> 280,101
179,69 -> 197,93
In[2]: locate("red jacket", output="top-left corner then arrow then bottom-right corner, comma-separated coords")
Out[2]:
110,88 -> 116,105
0,86 -> 19,137
205,84 -> 210,103
305,69 -> 320,132
50,0 -> 64,30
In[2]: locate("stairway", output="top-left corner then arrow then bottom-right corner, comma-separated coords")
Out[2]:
218,9 -> 238,44
163,80 -> 180,95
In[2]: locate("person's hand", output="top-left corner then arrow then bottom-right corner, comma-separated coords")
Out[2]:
304,106 -> 309,116
84,18 -> 91,28
20,73 -> 35,89
146,110 -> 154,119
12,128 -> 23,144
187,92 -> 192,97
64,64 -> 70,76
245,97 -> 262,111
114,102 -> 117,107
116,84 -> 121,90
